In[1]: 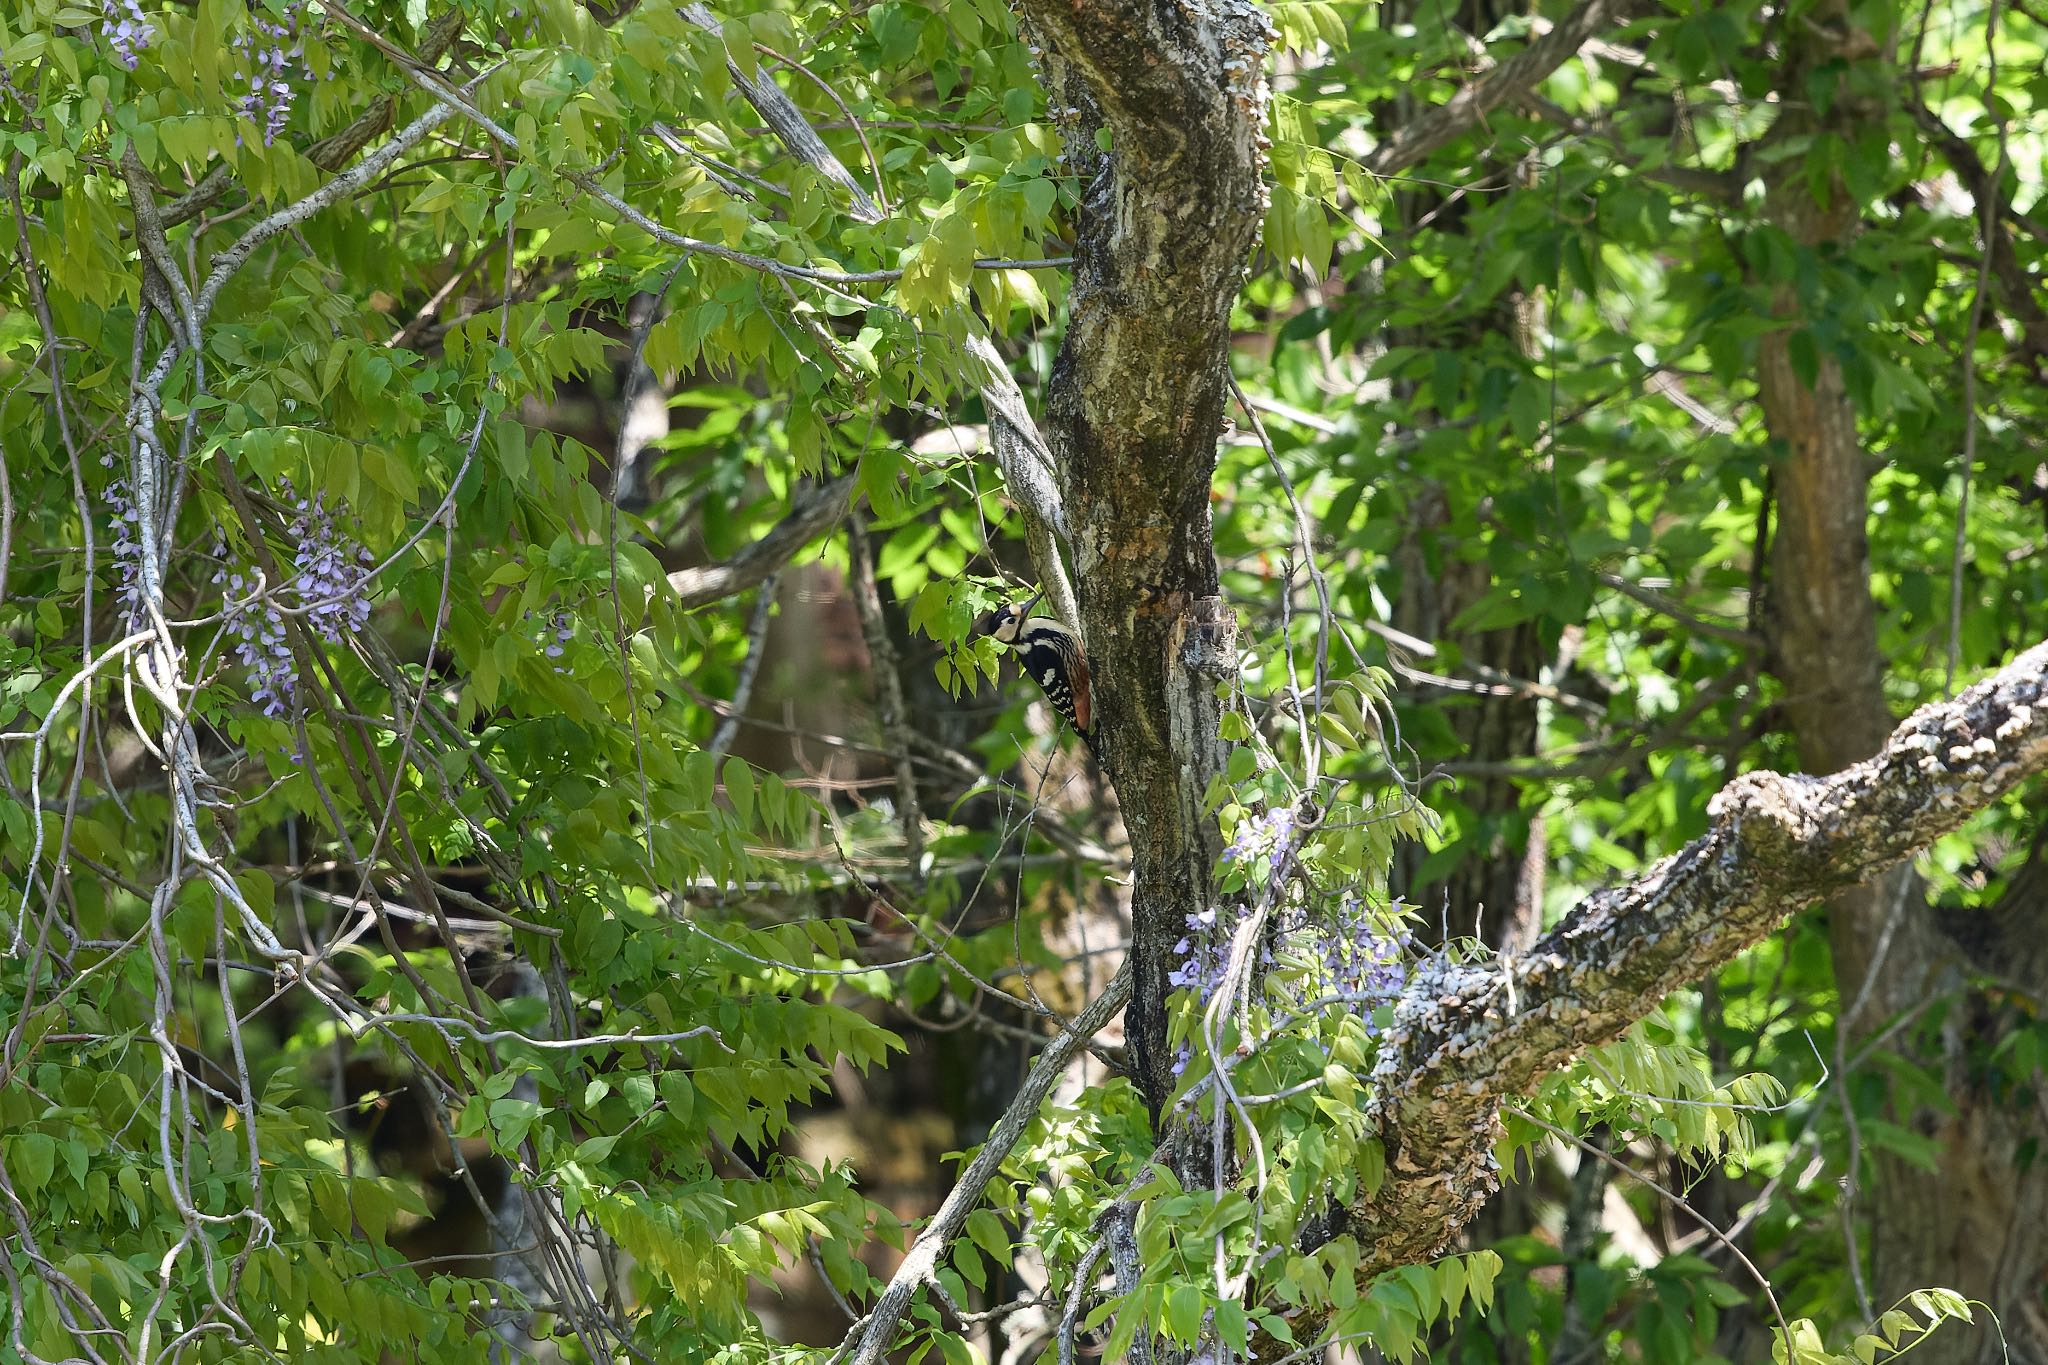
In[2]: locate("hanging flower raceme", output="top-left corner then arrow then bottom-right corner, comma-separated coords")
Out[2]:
1306,893 -> 1406,1018
102,459 -> 147,633
210,486 -> 373,719
289,491 -> 374,643
216,550 -> 298,718
1165,798 -> 1412,1078
232,0 -> 310,144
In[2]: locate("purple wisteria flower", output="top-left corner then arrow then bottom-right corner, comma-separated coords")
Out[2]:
211,486 -> 373,719
1167,906 -> 1225,1000
103,457 -> 147,631
1167,902 -> 1256,1077
543,609 -> 573,662
1220,804 -> 1299,876
289,491 -> 374,643
1166,801 -> 1410,1080
233,0 -> 309,144
1264,806 -> 1296,876
215,546 -> 297,718
519,607 -> 576,673
1312,894 -> 1406,1021
102,0 -> 154,68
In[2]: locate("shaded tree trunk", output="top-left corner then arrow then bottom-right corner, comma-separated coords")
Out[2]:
1755,3 -> 2048,1357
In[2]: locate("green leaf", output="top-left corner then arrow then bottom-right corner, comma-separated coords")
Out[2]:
496,418 -> 530,484
964,1209 -> 1009,1265
13,1134 -> 55,1196
1467,1251 -> 1500,1313
574,1134 -> 621,1163
1164,1283 -> 1205,1344
724,756 -> 755,827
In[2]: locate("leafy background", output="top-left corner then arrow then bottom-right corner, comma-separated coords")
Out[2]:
0,0 -> 2043,1359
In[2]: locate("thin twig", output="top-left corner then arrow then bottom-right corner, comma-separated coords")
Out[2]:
1504,1105 -> 1792,1347
709,575 -> 781,763
846,511 -> 927,887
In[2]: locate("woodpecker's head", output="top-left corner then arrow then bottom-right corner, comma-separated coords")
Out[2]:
975,592 -> 1041,645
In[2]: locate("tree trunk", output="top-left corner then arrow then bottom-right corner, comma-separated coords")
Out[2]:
1754,4 -> 2048,1357
1012,0 -> 1272,1121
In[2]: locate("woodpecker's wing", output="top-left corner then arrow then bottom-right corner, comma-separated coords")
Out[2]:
1015,617 -> 1092,740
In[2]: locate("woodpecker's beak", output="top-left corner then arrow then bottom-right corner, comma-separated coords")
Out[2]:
1020,590 -> 1044,617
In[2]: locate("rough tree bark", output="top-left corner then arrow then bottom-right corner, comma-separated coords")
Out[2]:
1755,3 -> 2048,1358
1009,0 -> 1274,1118
1301,639 -> 2048,1287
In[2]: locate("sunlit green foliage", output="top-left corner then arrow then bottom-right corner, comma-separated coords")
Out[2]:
2,0 -> 2040,1357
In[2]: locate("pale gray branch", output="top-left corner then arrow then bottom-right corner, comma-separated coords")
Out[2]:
841,966 -> 1133,1365
963,332 -> 1080,633
665,474 -> 855,609
847,512 -> 926,886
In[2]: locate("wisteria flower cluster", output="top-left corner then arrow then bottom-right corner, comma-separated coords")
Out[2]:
1168,903 -> 1242,1077
1222,803 -> 1298,878
233,0 -> 311,144
1162,806 -> 1302,1075
1167,903 -> 1243,1009
1303,893 -> 1406,1013
520,607 -> 575,674
290,491 -> 375,642
212,486 -> 374,718
102,458 -> 148,631
543,609 -> 573,665
1164,803 -> 1409,1078
101,0 -> 155,69
215,550 -> 297,717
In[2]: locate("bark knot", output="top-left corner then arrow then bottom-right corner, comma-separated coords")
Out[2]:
1708,769 -> 1828,863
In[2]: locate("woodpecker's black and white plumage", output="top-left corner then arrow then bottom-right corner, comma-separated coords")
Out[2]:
976,594 -> 1095,748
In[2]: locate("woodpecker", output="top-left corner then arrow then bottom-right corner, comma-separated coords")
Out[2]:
976,593 -> 1095,749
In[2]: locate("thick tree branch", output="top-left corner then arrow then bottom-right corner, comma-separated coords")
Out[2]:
1362,0 -> 1631,178
665,473 -> 854,609
1303,639 -> 2048,1280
